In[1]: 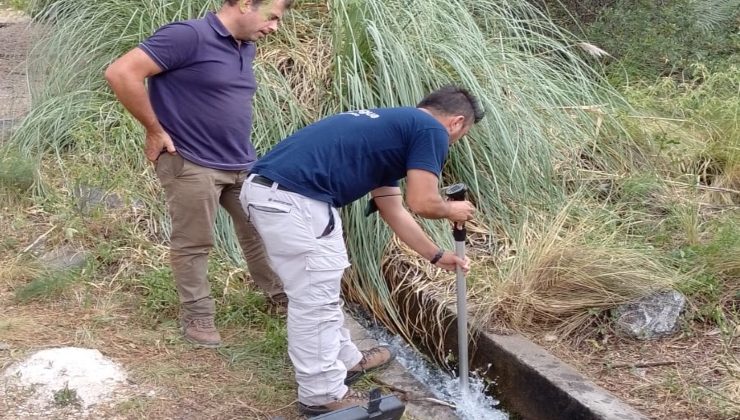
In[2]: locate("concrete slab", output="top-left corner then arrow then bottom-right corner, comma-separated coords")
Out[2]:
343,310 -> 459,420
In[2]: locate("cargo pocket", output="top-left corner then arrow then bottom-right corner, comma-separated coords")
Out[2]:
304,253 -> 351,302
306,253 -> 350,272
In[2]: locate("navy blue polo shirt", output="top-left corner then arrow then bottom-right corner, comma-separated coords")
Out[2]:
139,12 -> 258,171
253,107 -> 450,207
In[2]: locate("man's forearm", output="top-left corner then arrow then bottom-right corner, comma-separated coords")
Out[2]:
105,72 -> 162,132
380,206 -> 440,261
408,196 -> 450,220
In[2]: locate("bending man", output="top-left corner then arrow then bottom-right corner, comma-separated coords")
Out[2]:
240,86 -> 484,415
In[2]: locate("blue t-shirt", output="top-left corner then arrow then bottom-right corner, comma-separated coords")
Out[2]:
253,107 -> 450,207
139,12 -> 258,171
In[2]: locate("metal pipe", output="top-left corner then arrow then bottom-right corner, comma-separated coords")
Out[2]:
455,236 -> 468,394
445,183 -> 469,395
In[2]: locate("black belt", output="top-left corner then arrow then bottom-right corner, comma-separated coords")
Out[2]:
250,174 -> 292,192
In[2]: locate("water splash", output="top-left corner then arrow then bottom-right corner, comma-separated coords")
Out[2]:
363,325 -> 508,420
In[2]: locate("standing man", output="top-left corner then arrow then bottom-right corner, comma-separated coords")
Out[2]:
240,86 -> 484,415
105,0 -> 293,348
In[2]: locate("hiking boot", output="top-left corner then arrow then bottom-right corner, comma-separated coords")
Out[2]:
345,345 -> 396,385
298,388 -> 369,417
181,316 -> 221,348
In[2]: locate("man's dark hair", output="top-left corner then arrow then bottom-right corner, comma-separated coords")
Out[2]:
417,85 -> 485,124
226,0 -> 294,8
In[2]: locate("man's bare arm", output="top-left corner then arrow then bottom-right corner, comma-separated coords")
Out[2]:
372,186 -> 469,272
105,48 -> 175,161
405,169 -> 474,223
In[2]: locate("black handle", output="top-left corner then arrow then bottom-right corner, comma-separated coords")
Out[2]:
445,183 -> 467,201
444,183 -> 468,240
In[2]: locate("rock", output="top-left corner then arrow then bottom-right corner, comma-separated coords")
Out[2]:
39,246 -> 88,270
614,290 -> 686,340
74,185 -> 125,214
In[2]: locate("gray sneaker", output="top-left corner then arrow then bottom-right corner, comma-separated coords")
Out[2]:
181,317 -> 222,348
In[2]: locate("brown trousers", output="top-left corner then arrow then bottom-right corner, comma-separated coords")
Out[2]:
155,153 -> 284,319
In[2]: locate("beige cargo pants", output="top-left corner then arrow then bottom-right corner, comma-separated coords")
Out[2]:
155,153 -> 284,319
240,175 -> 364,406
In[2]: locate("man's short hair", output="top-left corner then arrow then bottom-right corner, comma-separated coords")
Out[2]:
417,85 -> 485,125
225,0 -> 295,9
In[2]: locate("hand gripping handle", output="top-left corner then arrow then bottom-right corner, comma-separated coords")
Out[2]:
444,183 -> 467,241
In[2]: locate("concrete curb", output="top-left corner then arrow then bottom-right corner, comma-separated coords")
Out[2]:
474,331 -> 647,420
343,310 -> 459,420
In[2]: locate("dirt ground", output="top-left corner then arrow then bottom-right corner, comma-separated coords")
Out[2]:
0,288 -> 299,420
0,5 -> 33,122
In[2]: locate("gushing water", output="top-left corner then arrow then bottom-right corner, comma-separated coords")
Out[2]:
363,322 -> 508,420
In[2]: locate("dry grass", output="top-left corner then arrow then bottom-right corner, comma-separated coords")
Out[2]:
529,324 -> 740,419
0,196 -> 301,419
0,297 -> 300,419
717,356 -> 740,417
494,245 -> 677,337
257,4 -> 333,120
703,163 -> 740,207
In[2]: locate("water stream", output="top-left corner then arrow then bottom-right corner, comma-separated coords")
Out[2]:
359,317 -> 509,420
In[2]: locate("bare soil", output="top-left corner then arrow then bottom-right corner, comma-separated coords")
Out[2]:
0,6 -> 33,122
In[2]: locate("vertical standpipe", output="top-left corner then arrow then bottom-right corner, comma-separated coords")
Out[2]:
445,183 -> 469,395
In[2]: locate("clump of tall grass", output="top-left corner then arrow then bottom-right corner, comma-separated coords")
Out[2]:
493,244 -> 678,338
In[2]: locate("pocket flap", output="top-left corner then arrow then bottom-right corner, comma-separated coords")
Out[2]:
306,253 -> 350,271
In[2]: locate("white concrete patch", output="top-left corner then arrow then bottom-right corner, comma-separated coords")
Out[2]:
2,347 -> 128,415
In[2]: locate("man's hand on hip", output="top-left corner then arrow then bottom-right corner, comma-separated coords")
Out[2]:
146,129 -> 177,162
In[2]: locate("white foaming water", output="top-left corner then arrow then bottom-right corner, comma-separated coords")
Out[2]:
365,324 -> 509,420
